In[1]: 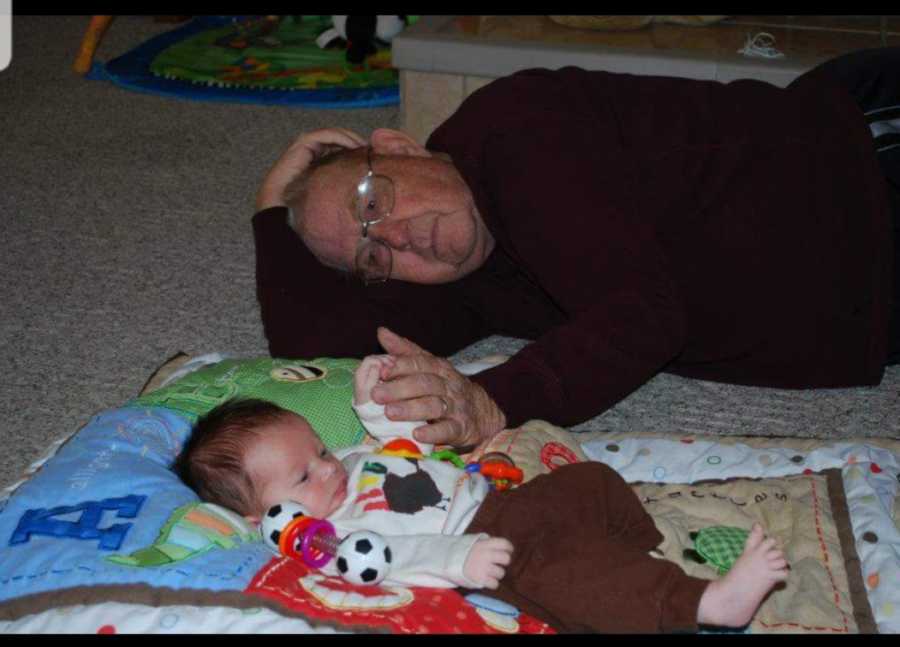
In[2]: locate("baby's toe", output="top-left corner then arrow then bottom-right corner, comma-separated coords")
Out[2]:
745,524 -> 765,548
759,537 -> 778,552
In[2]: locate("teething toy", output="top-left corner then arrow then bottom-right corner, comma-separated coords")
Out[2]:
261,501 -> 392,585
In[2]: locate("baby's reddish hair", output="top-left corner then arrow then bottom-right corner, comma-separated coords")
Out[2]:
173,398 -> 295,516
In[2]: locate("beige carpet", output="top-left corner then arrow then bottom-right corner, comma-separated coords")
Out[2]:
2,16 -> 897,493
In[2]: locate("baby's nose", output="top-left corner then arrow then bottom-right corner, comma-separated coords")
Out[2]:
319,459 -> 336,479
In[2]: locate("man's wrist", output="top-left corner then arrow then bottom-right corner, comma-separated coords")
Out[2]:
255,187 -> 284,211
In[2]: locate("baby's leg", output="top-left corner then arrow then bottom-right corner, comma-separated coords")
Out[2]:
697,523 -> 789,628
466,462 -> 710,632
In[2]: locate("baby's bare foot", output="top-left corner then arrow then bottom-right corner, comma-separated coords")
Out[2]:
697,523 -> 789,628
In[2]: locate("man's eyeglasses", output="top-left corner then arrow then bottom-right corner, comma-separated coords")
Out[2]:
354,147 -> 395,283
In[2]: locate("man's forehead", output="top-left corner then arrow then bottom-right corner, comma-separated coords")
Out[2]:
301,165 -> 360,270
315,148 -> 368,188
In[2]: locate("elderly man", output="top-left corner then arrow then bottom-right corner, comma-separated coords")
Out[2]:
253,48 -> 900,450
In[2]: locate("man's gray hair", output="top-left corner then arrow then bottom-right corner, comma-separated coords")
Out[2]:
283,146 -> 365,232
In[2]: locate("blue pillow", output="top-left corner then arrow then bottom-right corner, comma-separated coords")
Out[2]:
0,406 -> 268,608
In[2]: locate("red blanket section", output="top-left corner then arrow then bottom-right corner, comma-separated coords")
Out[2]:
246,556 -> 556,634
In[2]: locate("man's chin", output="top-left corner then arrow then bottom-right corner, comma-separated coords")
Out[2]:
398,266 -> 464,285
387,255 -> 457,283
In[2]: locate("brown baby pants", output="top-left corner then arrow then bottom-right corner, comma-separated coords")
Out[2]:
465,461 -> 710,633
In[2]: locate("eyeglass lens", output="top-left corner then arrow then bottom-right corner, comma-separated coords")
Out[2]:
358,175 -> 393,223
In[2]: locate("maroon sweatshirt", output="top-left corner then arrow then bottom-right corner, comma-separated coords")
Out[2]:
254,66 -> 892,428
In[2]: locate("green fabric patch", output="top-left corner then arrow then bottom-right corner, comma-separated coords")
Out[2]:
150,15 -> 399,91
106,502 -> 257,568
693,526 -> 750,575
130,357 -> 365,451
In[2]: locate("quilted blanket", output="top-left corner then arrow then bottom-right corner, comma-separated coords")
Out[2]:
0,355 -> 897,633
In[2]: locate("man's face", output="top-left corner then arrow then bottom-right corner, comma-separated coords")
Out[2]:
243,414 -> 348,522
298,151 -> 495,284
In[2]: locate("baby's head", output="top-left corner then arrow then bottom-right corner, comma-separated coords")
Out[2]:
173,398 -> 349,524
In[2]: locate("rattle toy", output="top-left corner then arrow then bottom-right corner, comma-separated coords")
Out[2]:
379,437 -> 424,459
430,448 -> 524,491
466,452 -> 524,491
261,501 -> 392,586
430,448 -> 465,469
382,440 -> 525,491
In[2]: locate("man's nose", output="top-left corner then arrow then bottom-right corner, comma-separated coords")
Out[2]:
370,219 -> 411,251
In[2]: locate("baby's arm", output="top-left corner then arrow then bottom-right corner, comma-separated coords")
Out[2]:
353,355 -> 432,453
324,532 -> 513,589
353,354 -> 395,406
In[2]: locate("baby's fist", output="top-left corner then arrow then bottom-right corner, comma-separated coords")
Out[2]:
464,536 -> 513,589
354,355 -> 395,405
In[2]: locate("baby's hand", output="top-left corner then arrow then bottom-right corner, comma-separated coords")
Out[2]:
463,536 -> 513,589
353,355 -> 396,405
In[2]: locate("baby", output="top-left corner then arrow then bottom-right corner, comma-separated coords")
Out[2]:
174,355 -> 790,633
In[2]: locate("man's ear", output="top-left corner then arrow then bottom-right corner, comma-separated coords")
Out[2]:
370,128 -> 431,158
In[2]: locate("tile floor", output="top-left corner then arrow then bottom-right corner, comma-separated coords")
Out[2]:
394,15 -> 900,143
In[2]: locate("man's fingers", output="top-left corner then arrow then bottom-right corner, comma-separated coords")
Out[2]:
374,326 -> 457,383
291,127 -> 365,152
412,420 -> 468,446
257,128 -> 367,211
371,327 -> 506,449
380,348 -> 459,383
324,127 -> 367,147
383,394 -> 448,422
382,354 -> 448,383
280,129 -> 365,173
373,372 -> 445,405
330,127 -> 367,146
377,326 -> 429,357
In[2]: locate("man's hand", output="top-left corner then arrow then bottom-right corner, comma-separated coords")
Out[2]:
256,128 -> 367,211
463,537 -> 513,589
373,327 -> 507,449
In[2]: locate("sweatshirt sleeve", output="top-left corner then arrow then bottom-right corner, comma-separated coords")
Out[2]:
470,290 -> 686,428
320,532 -> 488,589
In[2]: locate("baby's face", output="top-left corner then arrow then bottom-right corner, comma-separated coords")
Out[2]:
243,413 -> 348,523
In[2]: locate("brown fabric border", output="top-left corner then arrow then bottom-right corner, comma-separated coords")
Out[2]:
826,468 -> 879,634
